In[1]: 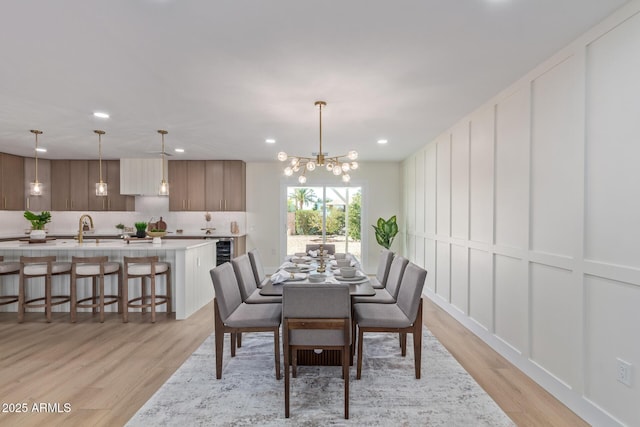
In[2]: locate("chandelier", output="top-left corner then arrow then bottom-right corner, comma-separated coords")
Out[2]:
29,129 -> 43,196
277,101 -> 358,184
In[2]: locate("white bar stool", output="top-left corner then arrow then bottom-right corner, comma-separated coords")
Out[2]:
18,255 -> 72,323
0,256 -> 20,308
122,256 -> 171,323
70,256 -> 122,323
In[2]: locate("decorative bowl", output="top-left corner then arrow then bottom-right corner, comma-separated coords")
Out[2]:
308,273 -> 326,283
147,231 -> 168,238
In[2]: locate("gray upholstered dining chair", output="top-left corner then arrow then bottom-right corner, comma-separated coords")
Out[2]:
231,254 -> 281,304
210,262 -> 281,380
351,255 -> 408,305
282,283 -> 351,419
370,249 -> 394,289
305,243 -> 336,255
247,248 -> 270,288
354,262 -> 427,379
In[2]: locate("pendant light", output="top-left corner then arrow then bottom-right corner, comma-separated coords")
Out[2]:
158,130 -> 169,196
94,130 -> 108,196
29,130 -> 43,196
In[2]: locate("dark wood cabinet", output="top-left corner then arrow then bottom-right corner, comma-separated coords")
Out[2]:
51,160 -> 89,211
51,160 -> 70,211
0,153 -> 25,210
205,160 -> 245,211
168,160 -> 206,211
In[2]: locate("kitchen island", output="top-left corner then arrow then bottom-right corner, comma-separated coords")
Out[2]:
0,238 -> 217,320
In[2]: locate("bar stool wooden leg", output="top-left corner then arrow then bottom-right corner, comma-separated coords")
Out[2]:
150,274 -> 156,323
18,274 -> 25,323
71,270 -> 78,323
122,270 -> 129,323
45,272 -> 52,323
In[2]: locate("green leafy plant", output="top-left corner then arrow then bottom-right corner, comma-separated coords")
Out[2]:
134,222 -> 148,231
372,215 -> 398,249
24,210 -> 51,230
115,223 -> 125,230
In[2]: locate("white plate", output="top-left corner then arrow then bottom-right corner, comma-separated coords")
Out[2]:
334,275 -> 367,282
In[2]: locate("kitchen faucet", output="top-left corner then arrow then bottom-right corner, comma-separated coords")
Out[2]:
77,214 -> 94,243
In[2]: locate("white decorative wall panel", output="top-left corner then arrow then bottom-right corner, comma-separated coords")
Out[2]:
585,275 -> 640,426
415,236 -> 425,269
425,144 -> 437,235
425,238 -> 436,292
451,122 -> 470,240
436,135 -> 451,237
404,156 -> 416,234
531,56 -> 582,257
494,254 -> 527,353
585,12 -> 640,269
450,244 -> 469,314
494,88 -> 530,250
530,263 -> 579,388
469,248 -> 493,330
469,106 -> 495,244
415,150 -> 425,234
436,241 -> 450,301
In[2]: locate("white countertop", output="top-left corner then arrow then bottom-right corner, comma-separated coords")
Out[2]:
0,238 -> 217,251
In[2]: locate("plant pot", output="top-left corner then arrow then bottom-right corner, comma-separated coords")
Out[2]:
30,229 -> 46,240
136,230 -> 146,238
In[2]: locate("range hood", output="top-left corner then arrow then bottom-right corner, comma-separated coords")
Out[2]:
120,158 -> 168,196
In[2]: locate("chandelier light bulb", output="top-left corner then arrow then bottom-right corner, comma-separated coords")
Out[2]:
290,157 -> 298,166
333,165 -> 343,176
284,166 -> 293,176
326,162 -> 333,172
342,173 -> 351,183
298,175 -> 307,184
307,161 -> 316,171
350,161 -> 359,170
277,152 -> 288,161
293,164 -> 300,172
341,162 -> 350,172
348,150 -> 358,160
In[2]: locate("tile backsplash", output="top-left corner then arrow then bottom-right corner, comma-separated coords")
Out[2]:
0,196 -> 246,237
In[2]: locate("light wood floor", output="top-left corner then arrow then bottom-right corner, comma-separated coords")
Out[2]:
0,298 -> 588,427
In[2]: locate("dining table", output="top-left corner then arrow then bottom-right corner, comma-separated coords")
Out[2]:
259,253 -> 375,366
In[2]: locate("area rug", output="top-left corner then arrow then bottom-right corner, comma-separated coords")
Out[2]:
127,329 -> 515,426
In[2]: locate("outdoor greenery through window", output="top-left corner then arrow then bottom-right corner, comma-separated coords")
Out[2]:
286,186 -> 362,258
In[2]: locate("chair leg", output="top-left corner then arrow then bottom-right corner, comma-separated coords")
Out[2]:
165,269 -> 172,315
122,273 -> 129,323
230,333 -> 236,357
45,273 -> 52,323
401,332 -> 407,357
237,332 -> 242,348
357,328 -> 364,379
18,274 -> 25,323
150,275 -> 156,323
344,344 -> 349,419
273,328 -> 281,380
214,301 -> 224,379
99,274 -> 105,323
70,272 -> 77,323
283,323 -> 290,418
414,299 -> 423,379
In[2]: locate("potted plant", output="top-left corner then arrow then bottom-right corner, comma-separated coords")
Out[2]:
115,223 -> 125,235
24,210 -> 52,240
134,221 -> 148,238
372,215 -> 398,250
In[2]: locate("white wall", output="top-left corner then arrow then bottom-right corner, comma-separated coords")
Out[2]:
246,161 -> 401,274
401,3 -> 640,426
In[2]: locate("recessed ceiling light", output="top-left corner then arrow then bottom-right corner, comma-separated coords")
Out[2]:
174,148 -> 185,153
377,139 -> 388,144
93,112 -> 110,119
36,147 -> 47,153
265,138 -> 276,144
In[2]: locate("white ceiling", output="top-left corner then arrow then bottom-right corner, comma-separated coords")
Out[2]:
0,0 -> 628,162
